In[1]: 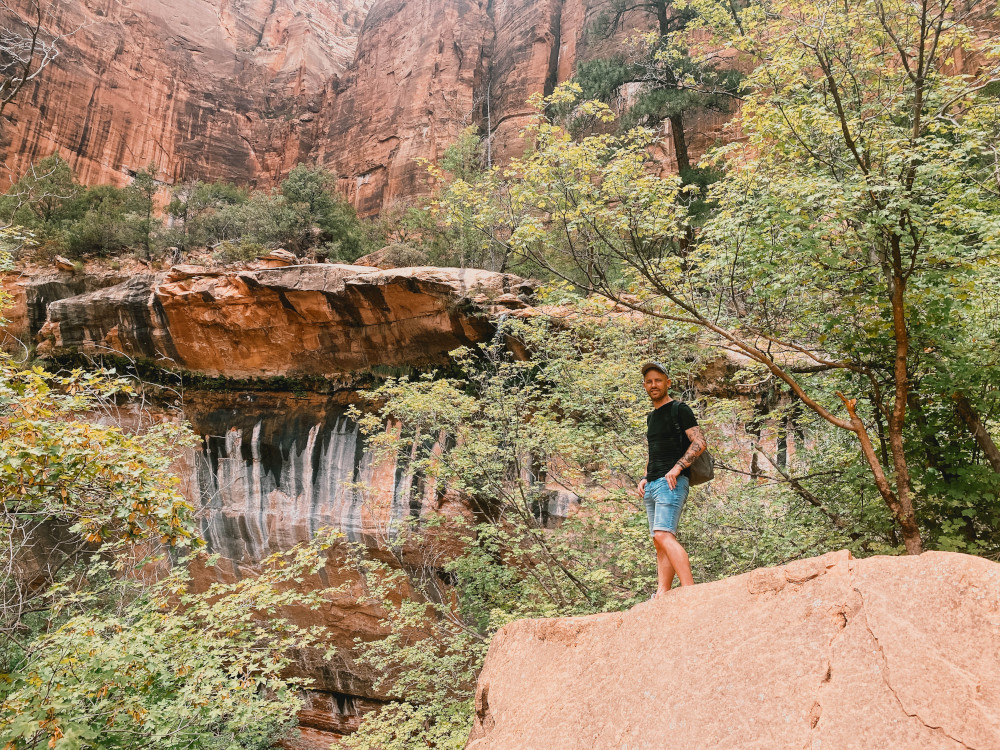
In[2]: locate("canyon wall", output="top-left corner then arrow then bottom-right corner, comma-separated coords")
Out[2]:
1,0 -> 685,214
0,0 -> 372,189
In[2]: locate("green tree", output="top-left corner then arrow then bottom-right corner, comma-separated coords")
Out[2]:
577,0 -> 743,179
693,0 -> 1000,553
167,180 -> 249,250
0,154 -> 79,228
280,164 -> 364,259
341,310 -> 845,748
127,165 -> 159,260
0,255 -> 344,747
66,184 -> 136,257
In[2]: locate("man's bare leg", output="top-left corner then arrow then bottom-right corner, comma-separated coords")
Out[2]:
655,530 -> 694,588
653,534 -> 676,597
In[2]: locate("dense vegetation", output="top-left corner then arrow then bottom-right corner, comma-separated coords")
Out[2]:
0,151 -> 538,269
0,162 -> 371,263
340,0 -> 1000,744
1,0 -> 998,746
0,238 -> 344,748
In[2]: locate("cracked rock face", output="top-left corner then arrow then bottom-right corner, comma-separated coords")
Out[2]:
467,550 -> 1000,749
36,264 -> 533,378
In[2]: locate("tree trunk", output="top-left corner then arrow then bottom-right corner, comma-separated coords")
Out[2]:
886,235 -> 921,554
668,113 -> 691,175
840,395 -> 923,554
954,393 -> 1000,473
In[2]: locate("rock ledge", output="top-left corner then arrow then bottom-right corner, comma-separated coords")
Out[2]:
37,264 -> 534,378
468,551 -> 1000,749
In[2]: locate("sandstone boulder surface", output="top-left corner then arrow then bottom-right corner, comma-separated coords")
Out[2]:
37,264 -> 533,377
467,550 -> 1000,749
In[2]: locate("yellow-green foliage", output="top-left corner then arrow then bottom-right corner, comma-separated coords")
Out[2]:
0,249 -> 346,748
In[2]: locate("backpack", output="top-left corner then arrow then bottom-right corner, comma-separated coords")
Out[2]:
669,400 -> 715,487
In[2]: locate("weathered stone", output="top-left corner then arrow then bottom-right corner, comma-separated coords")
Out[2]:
37,264 -> 534,377
0,270 -> 129,354
0,0 -> 370,189
313,0 -> 493,216
255,248 -> 299,268
466,550 -> 1000,749
1,0 -> 662,215
353,244 -> 428,270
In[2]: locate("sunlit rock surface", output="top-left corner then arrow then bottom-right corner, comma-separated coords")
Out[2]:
37,264 -> 533,377
467,550 -> 1000,749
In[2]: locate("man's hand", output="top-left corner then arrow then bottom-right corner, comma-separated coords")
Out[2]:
665,466 -> 682,490
636,477 -> 647,499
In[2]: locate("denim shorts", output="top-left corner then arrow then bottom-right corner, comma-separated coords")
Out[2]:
644,475 -> 690,536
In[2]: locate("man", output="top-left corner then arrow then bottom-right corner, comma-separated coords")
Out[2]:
636,361 -> 707,597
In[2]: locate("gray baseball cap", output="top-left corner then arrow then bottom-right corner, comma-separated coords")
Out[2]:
641,361 -> 668,376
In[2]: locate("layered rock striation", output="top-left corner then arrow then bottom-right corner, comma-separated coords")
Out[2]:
2,0 -> 678,213
312,0 -> 494,216
1,268 -> 127,353
467,550 -> 1000,749
36,263 -> 533,377
0,0 -> 371,188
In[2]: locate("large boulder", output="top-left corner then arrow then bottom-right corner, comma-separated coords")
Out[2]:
467,550 -> 1000,749
36,264 -> 533,378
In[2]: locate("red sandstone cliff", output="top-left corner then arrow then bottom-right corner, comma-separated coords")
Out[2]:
0,0 -> 371,189
0,0 -> 675,214
312,0 -> 493,216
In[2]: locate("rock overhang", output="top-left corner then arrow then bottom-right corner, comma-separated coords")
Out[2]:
36,263 -> 535,379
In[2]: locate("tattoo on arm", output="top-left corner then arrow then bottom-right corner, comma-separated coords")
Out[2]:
676,426 -> 707,470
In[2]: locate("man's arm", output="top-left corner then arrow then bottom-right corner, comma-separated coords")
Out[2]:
664,426 -> 707,489
636,459 -> 649,499
675,426 -> 707,470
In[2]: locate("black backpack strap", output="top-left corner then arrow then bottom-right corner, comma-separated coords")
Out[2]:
670,400 -> 691,450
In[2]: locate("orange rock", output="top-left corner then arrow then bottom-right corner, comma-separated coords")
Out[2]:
254,248 -> 299,268
467,550 -> 1000,749
37,264 -> 534,377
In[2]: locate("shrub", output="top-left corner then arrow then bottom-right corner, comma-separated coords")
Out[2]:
212,239 -> 269,264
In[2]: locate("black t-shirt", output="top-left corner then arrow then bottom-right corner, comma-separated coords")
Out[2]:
646,400 -> 699,481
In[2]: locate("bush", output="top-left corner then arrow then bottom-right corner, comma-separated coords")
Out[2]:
2,160 -> 372,260
280,165 -> 365,258
212,240 -> 269,264
168,180 -> 249,250
0,154 -> 80,229
65,184 -> 140,257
